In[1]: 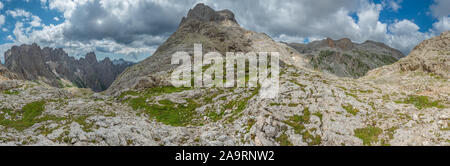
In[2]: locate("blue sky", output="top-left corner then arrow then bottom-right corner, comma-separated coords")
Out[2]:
0,0 -> 449,63
374,0 -> 437,32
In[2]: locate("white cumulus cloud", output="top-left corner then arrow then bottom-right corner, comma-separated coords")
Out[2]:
433,17 -> 450,34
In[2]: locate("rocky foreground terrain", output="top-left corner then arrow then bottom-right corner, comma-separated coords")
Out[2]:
0,4 -> 448,146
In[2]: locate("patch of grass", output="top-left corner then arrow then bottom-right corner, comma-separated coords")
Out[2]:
202,63 -> 213,72
207,110 -> 224,122
35,125 -> 59,136
128,97 -> 147,110
22,101 -> 46,122
337,86 -> 347,91
285,108 -> 311,133
123,85 -> 258,126
358,89 -> 374,94
144,99 -> 201,127
225,86 -> 260,123
55,130 -> 72,144
270,103 -> 282,106
382,94 -> 390,101
290,72 -> 301,77
395,95 -> 445,110
344,91 -> 363,102
118,86 -> 191,100
289,80 -> 307,92
0,108 -> 21,122
441,123 -> 450,131
74,115 -> 95,132
386,127 -> 398,139
123,85 -> 255,126
398,113 -> 412,120
302,130 -> 321,145
345,92 -> 358,99
152,86 -> 190,93
275,132 -> 293,146
127,139 -> 134,145
219,96 -> 227,100
375,53 -> 398,64
354,126 -> 383,146
117,91 -> 140,100
93,108 -> 116,117
203,92 -> 220,104
0,101 -> 62,131
342,104 -> 359,116
57,79 -> 64,88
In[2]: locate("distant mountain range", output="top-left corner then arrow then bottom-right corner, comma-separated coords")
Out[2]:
3,43 -> 134,92
287,38 -> 404,78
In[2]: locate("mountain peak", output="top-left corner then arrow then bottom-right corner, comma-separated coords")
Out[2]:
366,31 -> 449,79
180,3 -> 238,26
322,37 -> 353,50
84,52 -> 98,63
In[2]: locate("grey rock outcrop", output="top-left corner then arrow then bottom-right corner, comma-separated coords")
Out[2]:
180,3 -> 238,26
107,3 -> 307,95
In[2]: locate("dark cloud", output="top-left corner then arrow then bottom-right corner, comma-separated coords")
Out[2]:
430,0 -> 450,18
63,0 -> 195,45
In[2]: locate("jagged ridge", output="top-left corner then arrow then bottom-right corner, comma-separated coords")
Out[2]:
4,43 -> 134,91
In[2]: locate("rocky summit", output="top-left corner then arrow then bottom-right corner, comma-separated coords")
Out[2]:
0,4 -> 448,146
106,3 -> 307,96
288,38 -> 405,78
4,44 -> 134,92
